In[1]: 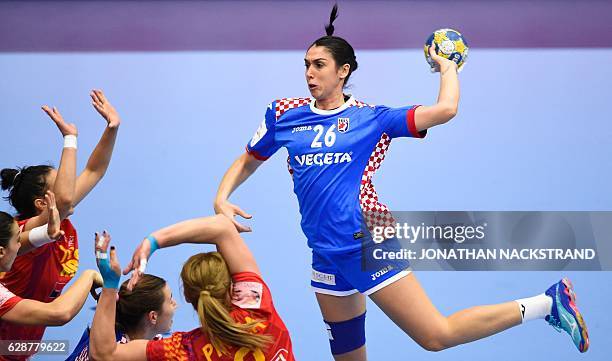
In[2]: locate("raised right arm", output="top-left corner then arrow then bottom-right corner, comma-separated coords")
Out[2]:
43,106 -> 78,221
24,107 -> 77,230
124,214 -> 259,290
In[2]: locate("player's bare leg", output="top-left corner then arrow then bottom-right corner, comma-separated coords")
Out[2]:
316,292 -> 368,361
369,273 -> 521,351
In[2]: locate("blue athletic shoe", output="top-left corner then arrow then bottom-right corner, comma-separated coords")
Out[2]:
545,278 -> 589,352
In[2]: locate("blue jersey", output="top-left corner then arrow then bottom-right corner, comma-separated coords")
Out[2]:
246,96 -> 425,252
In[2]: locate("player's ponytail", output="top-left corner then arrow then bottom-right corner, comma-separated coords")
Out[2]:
0,211 -> 16,248
325,3 -> 339,36
310,3 -> 358,88
181,252 -> 272,356
1,165 -> 53,219
0,168 -> 19,191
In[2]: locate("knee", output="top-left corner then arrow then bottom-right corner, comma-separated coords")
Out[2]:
325,312 -> 367,356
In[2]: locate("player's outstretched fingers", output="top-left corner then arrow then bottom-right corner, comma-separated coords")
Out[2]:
95,89 -> 108,103
41,105 -> 53,117
428,44 -> 441,72
90,90 -> 102,105
233,219 -> 252,233
95,231 -> 110,254
234,205 -> 253,220
91,101 -> 104,115
45,191 -> 64,240
232,206 -> 253,232
109,246 -> 121,275
126,268 -> 142,291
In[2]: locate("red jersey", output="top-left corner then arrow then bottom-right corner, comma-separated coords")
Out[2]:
0,283 -> 22,318
0,218 -> 79,361
146,272 -> 294,361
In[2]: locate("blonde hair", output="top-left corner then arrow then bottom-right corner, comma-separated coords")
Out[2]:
181,252 -> 271,355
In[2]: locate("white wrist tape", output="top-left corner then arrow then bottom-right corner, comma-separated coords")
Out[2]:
138,259 -> 147,273
96,235 -> 106,248
63,135 -> 77,149
96,250 -> 108,259
28,225 -> 53,248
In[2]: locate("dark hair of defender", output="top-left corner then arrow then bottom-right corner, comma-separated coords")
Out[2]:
1,165 -> 54,220
115,274 -> 167,335
309,3 -> 358,88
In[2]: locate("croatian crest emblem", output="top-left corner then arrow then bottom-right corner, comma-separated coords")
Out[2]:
337,117 -> 350,133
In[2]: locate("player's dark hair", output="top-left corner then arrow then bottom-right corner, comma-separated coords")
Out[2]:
1,165 -> 54,219
309,3 -> 358,87
0,211 -> 16,248
116,274 -> 167,336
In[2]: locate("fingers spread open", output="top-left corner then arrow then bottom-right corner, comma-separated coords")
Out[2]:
95,90 -> 107,103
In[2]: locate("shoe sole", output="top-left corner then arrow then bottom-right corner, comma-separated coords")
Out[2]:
562,277 -> 590,352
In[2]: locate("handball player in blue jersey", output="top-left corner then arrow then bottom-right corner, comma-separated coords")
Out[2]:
214,5 -> 589,359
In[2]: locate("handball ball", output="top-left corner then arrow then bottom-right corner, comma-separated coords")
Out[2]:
424,28 -> 469,72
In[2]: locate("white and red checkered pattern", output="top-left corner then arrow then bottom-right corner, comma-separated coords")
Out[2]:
275,97 -> 311,120
359,133 -> 397,236
352,99 -> 376,109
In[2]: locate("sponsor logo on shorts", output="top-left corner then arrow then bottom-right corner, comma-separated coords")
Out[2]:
312,270 -> 336,285
370,265 -> 394,281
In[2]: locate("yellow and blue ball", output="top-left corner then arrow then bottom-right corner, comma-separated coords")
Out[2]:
424,28 -> 469,71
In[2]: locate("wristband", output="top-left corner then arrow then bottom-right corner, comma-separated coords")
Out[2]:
146,234 -> 160,254
28,225 -> 54,248
63,135 -> 77,149
98,257 -> 120,289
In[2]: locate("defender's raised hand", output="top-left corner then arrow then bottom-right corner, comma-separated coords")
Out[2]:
94,230 -> 121,289
90,89 -> 121,129
122,235 -> 158,291
42,105 -> 78,136
44,191 -> 65,241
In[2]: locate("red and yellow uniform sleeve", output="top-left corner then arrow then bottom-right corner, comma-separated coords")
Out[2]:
146,332 -> 189,361
0,284 -> 22,318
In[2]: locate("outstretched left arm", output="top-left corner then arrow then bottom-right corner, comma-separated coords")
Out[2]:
74,90 -> 121,207
414,46 -> 460,132
89,232 -> 148,361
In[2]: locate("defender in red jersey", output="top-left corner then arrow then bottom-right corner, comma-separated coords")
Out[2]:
89,215 -> 294,361
0,90 -> 120,356
0,193 -> 103,361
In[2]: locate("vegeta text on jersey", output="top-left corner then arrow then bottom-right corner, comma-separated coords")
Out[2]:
294,152 -> 352,166
246,96 -> 425,252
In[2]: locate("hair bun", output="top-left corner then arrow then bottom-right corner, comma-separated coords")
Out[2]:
0,168 -> 19,190
325,3 -> 339,36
